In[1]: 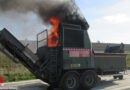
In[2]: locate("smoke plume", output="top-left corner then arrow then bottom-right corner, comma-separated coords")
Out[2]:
0,0 -> 88,29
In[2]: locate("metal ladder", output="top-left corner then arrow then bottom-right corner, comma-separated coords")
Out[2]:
49,48 -> 59,83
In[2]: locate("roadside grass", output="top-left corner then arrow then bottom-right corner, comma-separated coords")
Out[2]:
0,54 -> 36,83
1,73 -> 36,83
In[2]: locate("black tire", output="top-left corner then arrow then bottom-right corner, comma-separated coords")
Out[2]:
113,76 -> 117,79
119,75 -> 123,80
80,70 -> 97,89
59,71 -> 80,90
48,86 -> 54,90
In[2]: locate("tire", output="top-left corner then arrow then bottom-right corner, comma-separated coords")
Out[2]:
113,76 -> 117,79
119,75 -> 123,80
80,70 -> 97,89
59,71 -> 80,90
48,86 -> 54,90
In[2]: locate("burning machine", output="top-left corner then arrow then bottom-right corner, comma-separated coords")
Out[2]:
0,18 -> 126,90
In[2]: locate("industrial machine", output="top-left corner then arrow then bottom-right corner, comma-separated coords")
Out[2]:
0,22 -> 126,90
105,43 -> 124,53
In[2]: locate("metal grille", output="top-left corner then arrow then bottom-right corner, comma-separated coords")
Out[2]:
62,24 -> 84,48
37,30 -> 48,49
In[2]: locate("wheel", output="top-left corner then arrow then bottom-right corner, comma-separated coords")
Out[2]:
118,75 -> 123,80
48,85 -> 54,90
113,76 -> 117,79
59,71 -> 80,90
80,70 -> 97,89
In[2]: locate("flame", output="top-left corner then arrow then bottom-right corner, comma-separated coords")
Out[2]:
48,17 -> 60,47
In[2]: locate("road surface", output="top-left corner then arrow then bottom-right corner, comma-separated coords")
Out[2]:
92,70 -> 130,90
1,70 -> 130,90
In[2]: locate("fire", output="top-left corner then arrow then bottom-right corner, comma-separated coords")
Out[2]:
48,17 -> 60,47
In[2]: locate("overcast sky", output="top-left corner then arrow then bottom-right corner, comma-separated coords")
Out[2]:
0,0 -> 130,44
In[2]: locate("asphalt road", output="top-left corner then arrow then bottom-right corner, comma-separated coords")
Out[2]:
92,70 -> 130,90
2,70 -> 130,90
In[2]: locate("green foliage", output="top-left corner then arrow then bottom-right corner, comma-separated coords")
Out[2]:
1,73 -> 36,83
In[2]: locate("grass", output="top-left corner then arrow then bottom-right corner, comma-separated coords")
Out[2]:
1,73 -> 36,83
0,54 -> 36,83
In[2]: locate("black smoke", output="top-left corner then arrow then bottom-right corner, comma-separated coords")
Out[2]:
0,0 -> 89,29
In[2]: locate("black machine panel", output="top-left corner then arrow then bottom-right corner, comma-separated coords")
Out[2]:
63,28 -> 84,48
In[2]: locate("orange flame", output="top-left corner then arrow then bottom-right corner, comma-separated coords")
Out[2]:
48,17 -> 60,47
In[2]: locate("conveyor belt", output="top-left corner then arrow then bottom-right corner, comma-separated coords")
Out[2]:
0,28 -> 39,72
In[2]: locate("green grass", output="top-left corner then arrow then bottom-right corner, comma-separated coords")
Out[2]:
0,54 -> 36,82
1,73 -> 36,83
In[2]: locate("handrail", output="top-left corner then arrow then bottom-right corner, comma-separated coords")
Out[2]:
37,29 -> 48,49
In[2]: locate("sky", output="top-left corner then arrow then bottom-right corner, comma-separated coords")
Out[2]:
0,0 -> 130,44
76,0 -> 130,44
